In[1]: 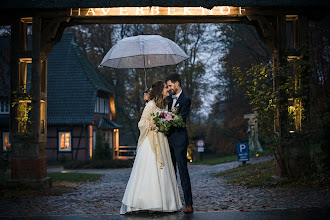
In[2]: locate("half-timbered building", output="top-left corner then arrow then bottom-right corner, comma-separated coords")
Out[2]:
0,33 -> 121,161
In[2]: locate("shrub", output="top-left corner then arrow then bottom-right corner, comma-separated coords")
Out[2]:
93,130 -> 104,160
94,131 -> 113,160
104,141 -> 112,160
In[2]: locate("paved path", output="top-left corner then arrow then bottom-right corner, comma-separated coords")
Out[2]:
1,208 -> 330,220
0,156 -> 329,217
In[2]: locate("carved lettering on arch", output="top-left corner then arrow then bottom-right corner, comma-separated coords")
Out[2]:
71,7 -> 246,17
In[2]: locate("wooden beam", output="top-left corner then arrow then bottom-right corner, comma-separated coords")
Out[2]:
31,16 -> 41,136
84,125 -> 89,160
248,16 -> 278,52
40,17 -> 70,59
1,6 -> 329,26
75,127 -> 84,160
297,15 -> 310,130
19,19 -> 27,51
240,7 -> 330,16
9,18 -> 21,135
275,15 -> 288,135
68,16 -> 247,25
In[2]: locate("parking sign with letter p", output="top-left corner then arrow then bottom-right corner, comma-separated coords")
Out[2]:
236,142 -> 249,162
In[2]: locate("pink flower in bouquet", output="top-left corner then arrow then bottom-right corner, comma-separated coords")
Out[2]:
165,113 -> 173,121
161,118 -> 167,123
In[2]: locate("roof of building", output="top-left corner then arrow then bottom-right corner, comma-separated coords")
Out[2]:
98,117 -> 122,129
1,0 -> 329,8
47,33 -> 111,125
0,34 -> 112,125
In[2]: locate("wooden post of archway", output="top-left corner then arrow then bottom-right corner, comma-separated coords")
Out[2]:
249,14 -> 311,177
8,16 -> 48,186
8,14 -> 69,187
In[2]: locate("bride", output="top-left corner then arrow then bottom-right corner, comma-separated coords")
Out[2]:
120,80 -> 182,214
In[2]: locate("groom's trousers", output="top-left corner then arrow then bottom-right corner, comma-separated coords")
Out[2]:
170,145 -> 193,206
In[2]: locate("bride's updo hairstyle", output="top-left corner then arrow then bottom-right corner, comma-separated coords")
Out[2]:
149,80 -> 168,109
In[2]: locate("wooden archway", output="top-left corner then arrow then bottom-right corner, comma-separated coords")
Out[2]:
0,1 -> 329,185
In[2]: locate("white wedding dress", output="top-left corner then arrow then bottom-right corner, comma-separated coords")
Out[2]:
120,101 -> 182,214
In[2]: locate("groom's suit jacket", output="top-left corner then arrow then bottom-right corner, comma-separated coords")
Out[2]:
167,91 -> 191,148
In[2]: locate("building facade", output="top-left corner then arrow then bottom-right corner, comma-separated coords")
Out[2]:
0,34 -> 121,161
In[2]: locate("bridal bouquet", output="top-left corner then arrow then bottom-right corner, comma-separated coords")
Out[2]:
151,107 -> 185,133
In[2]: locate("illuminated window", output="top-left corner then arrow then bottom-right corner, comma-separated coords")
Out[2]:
288,98 -> 303,133
2,132 -> 10,151
14,99 -> 32,133
58,132 -> 71,151
0,101 -> 10,114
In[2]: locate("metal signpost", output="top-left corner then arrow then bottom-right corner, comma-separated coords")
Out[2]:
196,139 -> 205,161
236,142 -> 249,165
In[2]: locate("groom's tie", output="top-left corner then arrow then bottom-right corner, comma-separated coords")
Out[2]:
171,95 -> 178,110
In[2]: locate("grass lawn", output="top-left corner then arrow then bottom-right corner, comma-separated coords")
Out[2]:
0,172 -> 102,198
191,154 -> 238,165
213,159 -> 329,188
191,149 -> 272,166
213,159 -> 276,187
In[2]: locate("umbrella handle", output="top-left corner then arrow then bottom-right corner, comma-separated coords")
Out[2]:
144,67 -> 147,91
143,55 -> 148,91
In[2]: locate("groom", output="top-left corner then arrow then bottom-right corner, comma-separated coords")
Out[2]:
165,73 -> 193,213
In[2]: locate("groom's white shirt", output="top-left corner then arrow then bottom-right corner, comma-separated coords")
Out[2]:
171,89 -> 182,110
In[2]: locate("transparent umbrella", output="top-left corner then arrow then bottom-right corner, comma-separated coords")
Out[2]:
99,35 -> 189,90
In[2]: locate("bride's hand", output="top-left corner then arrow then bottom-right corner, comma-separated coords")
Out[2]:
149,123 -> 157,131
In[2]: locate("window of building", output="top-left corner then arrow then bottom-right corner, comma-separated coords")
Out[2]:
104,131 -> 110,143
93,131 -> 96,150
2,132 -> 10,151
58,132 -> 71,151
94,97 -> 110,114
100,98 -> 105,114
0,101 -> 10,114
95,97 -> 99,113
105,100 -> 109,114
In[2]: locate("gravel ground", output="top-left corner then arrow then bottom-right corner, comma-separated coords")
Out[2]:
0,156 -> 329,217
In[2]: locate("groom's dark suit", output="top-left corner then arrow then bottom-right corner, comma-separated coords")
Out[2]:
167,91 -> 193,206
